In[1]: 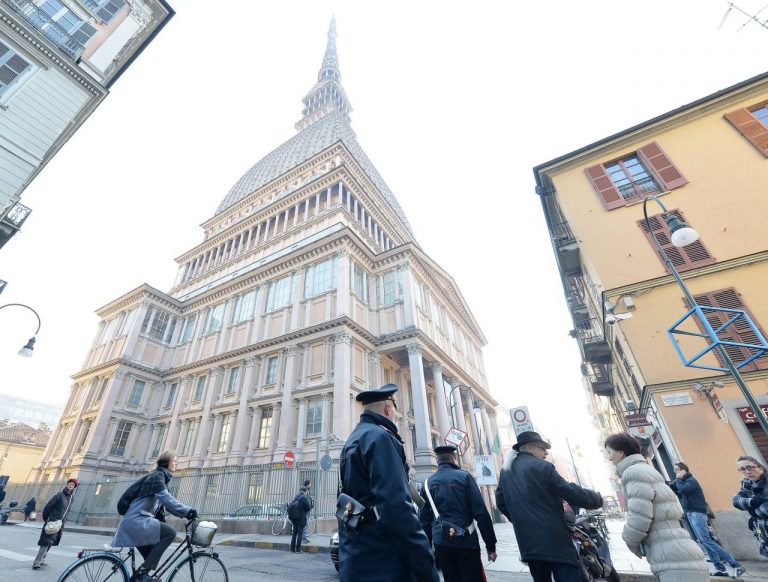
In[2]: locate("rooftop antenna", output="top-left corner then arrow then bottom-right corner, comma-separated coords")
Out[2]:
718,2 -> 768,31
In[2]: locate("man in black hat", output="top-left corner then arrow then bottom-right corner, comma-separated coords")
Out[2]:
495,431 -> 603,582
338,384 -> 438,582
420,445 -> 497,582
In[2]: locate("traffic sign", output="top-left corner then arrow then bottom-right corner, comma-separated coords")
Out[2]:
445,427 -> 468,448
474,455 -> 497,486
320,454 -> 333,471
284,450 -> 296,469
510,406 -> 534,436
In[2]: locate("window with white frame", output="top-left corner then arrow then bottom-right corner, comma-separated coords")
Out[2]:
204,303 -> 226,334
181,422 -> 194,455
232,290 -> 257,324
217,414 -> 231,453
304,257 -> 337,298
75,419 -> 91,453
193,376 -> 206,401
110,420 -> 133,456
83,0 -> 126,23
305,399 -> 322,437
257,408 -> 272,448
377,270 -> 402,306
165,383 -> 177,408
265,357 -> 278,384
127,380 -> 145,406
266,274 -> 292,311
116,309 -> 135,336
140,306 -> 176,343
0,42 -> 32,98
151,424 -> 167,457
352,262 -> 368,302
225,367 -> 239,394
94,378 -> 109,403
178,313 -> 197,343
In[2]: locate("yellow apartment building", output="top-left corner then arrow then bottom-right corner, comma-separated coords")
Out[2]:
534,71 -> 768,556
0,422 -> 50,484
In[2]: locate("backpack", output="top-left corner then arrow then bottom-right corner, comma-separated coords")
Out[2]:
117,475 -> 148,516
287,497 -> 303,520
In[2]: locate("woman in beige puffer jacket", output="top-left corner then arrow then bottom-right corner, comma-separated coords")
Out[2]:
606,433 -> 709,582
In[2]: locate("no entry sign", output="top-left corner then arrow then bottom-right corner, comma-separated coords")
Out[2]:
284,450 -> 296,469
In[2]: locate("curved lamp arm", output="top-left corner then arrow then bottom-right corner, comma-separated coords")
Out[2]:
0,302 -> 41,357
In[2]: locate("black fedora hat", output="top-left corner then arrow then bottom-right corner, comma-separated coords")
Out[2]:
513,431 -> 551,452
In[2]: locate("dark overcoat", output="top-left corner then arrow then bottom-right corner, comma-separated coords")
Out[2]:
37,488 -> 75,547
289,491 -> 312,527
339,411 -> 439,582
673,473 -> 708,514
495,451 -> 602,566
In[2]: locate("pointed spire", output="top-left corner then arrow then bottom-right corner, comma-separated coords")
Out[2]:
295,17 -> 352,132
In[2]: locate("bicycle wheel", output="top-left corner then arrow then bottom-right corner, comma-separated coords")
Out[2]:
59,554 -> 129,582
305,515 -> 317,536
167,551 -> 228,582
271,514 -> 287,536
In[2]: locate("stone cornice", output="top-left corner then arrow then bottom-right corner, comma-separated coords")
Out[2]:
95,283 -> 182,318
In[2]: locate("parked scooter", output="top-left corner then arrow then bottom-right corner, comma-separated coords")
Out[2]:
565,505 -> 619,582
0,501 -> 18,525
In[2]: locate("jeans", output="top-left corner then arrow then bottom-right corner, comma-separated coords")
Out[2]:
290,520 -> 306,552
687,511 -> 740,570
527,560 -> 582,582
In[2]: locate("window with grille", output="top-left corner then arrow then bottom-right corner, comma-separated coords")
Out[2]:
193,376 -> 206,401
140,306 -> 176,342
0,42 -> 32,98
306,399 -> 322,437
226,367 -> 239,394
304,257 -> 337,298
110,420 -> 133,456
377,270 -> 402,306
265,357 -> 278,384
638,210 -> 715,273
217,415 -> 231,453
232,290 -> 257,324
204,303 -> 225,334
266,275 -> 292,310
257,408 -> 272,448
689,288 -> 768,372
152,424 -> 166,457
178,314 -> 197,343
127,380 -> 145,406
165,383 -> 177,408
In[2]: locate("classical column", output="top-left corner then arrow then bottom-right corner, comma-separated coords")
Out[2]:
84,369 -> 127,454
368,352 -> 382,388
480,405 -> 497,468
349,393 -> 356,434
295,398 -> 307,451
289,270 -> 304,330
430,363 -> 451,440
246,406 -> 263,454
269,403 -> 282,454
208,413 -> 223,458
467,394 -> 483,456
335,249 -> 350,318
276,345 -> 299,450
123,303 -> 150,357
230,356 -> 257,458
407,343 -> 436,475
333,332 -> 352,439
320,394 -> 330,447
193,367 -> 223,461
399,263 -> 416,328
100,418 -> 118,456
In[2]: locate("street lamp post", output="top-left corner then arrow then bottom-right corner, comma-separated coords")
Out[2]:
0,302 -> 41,357
642,195 -> 768,435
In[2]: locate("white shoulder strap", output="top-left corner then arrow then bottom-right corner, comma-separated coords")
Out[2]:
423,475 -> 440,519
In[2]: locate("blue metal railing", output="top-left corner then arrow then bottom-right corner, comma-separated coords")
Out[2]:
2,0 -> 84,61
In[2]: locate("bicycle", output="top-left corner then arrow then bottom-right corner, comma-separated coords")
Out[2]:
271,503 -> 317,536
56,519 -> 227,582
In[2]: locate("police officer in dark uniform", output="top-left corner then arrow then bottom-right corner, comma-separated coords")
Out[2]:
419,445 -> 497,582
338,384 -> 439,582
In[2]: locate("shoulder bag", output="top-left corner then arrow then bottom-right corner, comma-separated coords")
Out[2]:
423,475 -> 475,541
44,494 -> 73,535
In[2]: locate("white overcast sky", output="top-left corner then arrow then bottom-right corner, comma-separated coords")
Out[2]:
1,0 -> 766,489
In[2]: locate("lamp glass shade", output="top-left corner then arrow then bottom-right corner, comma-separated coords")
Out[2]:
18,336 -> 35,357
670,226 -> 700,247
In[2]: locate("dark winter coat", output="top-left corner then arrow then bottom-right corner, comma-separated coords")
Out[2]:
24,497 -> 36,516
419,460 -> 496,552
339,411 -> 439,582
289,491 -> 312,527
673,473 -> 708,514
37,488 -> 75,547
0,487 -> 5,504
495,451 -> 602,566
733,473 -> 768,557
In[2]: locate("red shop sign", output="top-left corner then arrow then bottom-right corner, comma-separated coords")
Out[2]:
737,405 -> 768,425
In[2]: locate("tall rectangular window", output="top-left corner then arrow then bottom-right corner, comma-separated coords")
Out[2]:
265,357 -> 278,384
0,42 -> 31,98
217,415 -> 231,453
232,290 -> 257,324
304,257 -> 337,298
116,309 -> 135,336
76,419 -> 91,453
266,275 -> 292,311
193,376 -> 206,401
140,306 -> 175,342
377,270 -> 402,305
352,262 -> 368,302
110,420 -> 133,456
95,378 -> 109,403
54,424 -> 71,455
84,0 -> 126,23
152,424 -> 167,457
204,303 -> 225,334
178,313 -> 197,343
181,421 -> 194,455
257,408 -> 272,448
165,383 -> 177,408
127,380 -> 145,406
226,367 -> 239,394
305,399 -> 322,437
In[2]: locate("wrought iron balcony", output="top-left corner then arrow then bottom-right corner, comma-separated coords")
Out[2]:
550,221 -> 575,246
2,0 -> 84,61
618,175 -> 660,202
565,275 -> 590,322
587,362 -> 614,397
574,318 -> 612,363
0,201 -> 31,250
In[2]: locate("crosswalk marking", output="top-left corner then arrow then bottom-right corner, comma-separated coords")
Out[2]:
0,548 -> 34,561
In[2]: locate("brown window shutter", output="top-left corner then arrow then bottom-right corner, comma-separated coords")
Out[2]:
725,107 -> 768,158
585,164 -> 624,210
637,209 -> 715,273
688,288 -> 768,372
637,142 -> 688,190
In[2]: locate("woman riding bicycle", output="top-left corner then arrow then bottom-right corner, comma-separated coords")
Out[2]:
112,450 -> 198,582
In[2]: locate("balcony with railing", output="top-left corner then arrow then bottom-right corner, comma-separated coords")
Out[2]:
565,274 -> 590,322
0,201 -> 32,250
587,362 -> 614,397
617,175 -> 660,203
574,317 -> 612,363
2,0 -> 85,61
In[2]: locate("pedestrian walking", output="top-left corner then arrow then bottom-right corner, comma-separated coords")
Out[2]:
33,477 -> 78,570
732,454 -> 768,558
112,450 -> 197,582
419,445 -> 497,582
495,431 -> 602,582
337,384 -> 438,582
287,485 -> 312,553
673,462 -> 745,577
302,479 -> 313,543
605,433 -> 708,582
24,497 -> 36,521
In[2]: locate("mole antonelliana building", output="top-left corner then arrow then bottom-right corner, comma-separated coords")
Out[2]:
33,20 -> 499,488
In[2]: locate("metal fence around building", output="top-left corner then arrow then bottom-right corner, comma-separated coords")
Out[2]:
3,461 -> 340,525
